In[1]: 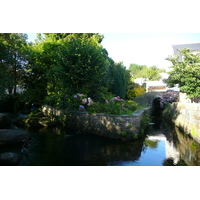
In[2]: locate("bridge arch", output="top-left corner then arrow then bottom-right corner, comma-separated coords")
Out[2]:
133,92 -> 165,107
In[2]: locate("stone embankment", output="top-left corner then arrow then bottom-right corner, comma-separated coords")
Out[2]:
42,106 -> 151,140
163,93 -> 200,143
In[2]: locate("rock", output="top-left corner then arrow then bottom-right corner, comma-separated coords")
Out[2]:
13,112 -> 57,128
24,117 -> 44,127
38,117 -> 57,127
24,116 -> 57,127
0,129 -> 30,145
0,115 -> 11,129
0,152 -> 21,165
32,112 -> 45,117
12,118 -> 26,127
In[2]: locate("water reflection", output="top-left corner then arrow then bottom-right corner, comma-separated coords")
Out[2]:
171,126 -> 200,166
20,127 -> 144,166
1,121 -> 200,166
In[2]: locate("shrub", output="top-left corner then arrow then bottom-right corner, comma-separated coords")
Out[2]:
89,96 -> 138,115
160,90 -> 179,109
63,93 -> 93,112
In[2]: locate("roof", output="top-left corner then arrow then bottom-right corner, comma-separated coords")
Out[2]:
172,43 -> 200,54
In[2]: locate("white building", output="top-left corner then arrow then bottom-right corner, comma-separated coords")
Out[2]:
145,72 -> 179,92
134,77 -> 146,86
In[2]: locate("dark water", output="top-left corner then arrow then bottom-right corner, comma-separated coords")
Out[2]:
1,111 -> 200,166
2,120 -> 200,166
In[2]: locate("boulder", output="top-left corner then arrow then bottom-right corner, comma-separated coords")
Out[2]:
24,117 -> 44,127
0,129 -> 29,145
0,152 -> 21,165
32,112 -> 45,117
38,117 -> 57,127
0,115 -> 11,129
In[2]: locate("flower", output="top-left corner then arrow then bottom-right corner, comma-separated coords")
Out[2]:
105,100 -> 110,104
87,97 -> 93,106
73,95 -> 77,98
77,93 -> 84,97
79,105 -> 86,111
82,98 -> 87,104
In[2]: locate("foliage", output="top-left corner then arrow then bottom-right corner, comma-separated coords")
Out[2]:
0,33 -> 28,95
21,33 -> 109,105
140,113 -> 151,135
133,87 -> 146,97
166,48 -> 200,98
0,32 -> 134,111
126,83 -> 146,99
111,62 -> 127,99
89,96 -> 138,115
160,90 -> 179,108
63,93 -> 93,112
129,63 -> 165,81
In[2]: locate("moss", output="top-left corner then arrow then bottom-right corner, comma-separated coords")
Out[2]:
140,113 -> 151,135
191,142 -> 197,151
191,128 -> 198,137
132,132 -> 138,139
127,124 -> 132,128
121,131 -> 127,136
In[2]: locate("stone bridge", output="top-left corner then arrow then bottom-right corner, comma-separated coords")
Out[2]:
133,92 -> 165,106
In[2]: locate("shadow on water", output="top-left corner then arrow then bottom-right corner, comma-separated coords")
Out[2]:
1,108 -> 200,166
16,127 -> 144,166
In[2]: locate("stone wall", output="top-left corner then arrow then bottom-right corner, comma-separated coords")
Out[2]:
178,92 -> 200,103
133,92 -> 165,106
163,102 -> 200,143
42,106 -> 151,140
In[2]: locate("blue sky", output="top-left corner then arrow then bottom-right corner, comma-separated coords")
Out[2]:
27,33 -> 200,70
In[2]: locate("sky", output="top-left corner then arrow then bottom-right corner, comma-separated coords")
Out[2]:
27,33 -> 200,70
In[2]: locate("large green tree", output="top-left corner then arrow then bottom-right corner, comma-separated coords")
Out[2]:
0,33 -> 27,95
22,33 -> 108,106
166,48 -> 200,98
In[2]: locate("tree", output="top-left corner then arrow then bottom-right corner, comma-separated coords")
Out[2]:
166,48 -> 200,98
43,33 -> 104,43
111,62 -> 126,99
21,33 -> 108,106
128,63 -> 165,81
0,33 -> 28,95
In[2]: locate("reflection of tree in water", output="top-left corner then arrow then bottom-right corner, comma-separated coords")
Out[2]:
24,126 -> 145,166
144,139 -> 158,149
60,135 -> 144,166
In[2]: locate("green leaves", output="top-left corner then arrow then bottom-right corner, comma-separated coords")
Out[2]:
128,63 -> 165,81
167,48 -> 200,98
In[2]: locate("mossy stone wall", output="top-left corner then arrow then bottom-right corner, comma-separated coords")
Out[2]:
163,102 -> 200,143
42,106 -> 151,140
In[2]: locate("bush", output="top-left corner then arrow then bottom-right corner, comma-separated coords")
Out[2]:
126,84 -> 146,99
89,96 -> 138,115
62,93 -> 93,112
46,92 -> 139,115
160,90 -> 179,109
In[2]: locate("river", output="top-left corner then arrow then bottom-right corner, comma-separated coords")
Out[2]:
1,115 -> 200,165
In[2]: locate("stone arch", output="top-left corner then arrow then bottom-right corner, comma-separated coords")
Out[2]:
133,92 -> 165,106
151,97 -> 163,125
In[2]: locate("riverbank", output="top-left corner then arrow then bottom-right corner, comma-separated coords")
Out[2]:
42,105 -> 151,140
163,98 -> 200,143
